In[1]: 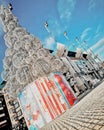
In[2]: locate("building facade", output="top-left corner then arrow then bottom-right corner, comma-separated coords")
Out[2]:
0,91 -> 12,130
2,88 -> 27,130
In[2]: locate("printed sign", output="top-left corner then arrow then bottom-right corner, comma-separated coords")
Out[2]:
18,72 -> 77,130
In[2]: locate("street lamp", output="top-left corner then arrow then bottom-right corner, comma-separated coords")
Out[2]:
64,31 -> 76,50
8,3 -> 13,11
44,21 -> 57,43
83,40 -> 102,62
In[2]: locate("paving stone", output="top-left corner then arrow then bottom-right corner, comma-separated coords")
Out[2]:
94,125 -> 102,130
97,120 -> 104,125
88,123 -> 96,129
84,128 -> 92,130
99,126 -> 104,130
41,82 -> 104,130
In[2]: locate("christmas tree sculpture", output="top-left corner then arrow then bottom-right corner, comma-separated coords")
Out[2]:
0,6 -> 68,97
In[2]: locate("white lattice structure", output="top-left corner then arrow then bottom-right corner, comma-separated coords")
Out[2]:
0,6 -> 68,98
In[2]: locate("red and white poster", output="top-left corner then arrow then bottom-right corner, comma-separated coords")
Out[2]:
18,72 -> 77,130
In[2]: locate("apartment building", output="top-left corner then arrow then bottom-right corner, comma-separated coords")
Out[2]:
0,91 -> 12,130
2,87 -> 27,130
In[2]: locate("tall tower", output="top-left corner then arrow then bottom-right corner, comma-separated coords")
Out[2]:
0,6 -> 67,98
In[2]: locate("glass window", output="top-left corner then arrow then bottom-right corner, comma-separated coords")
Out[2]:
17,110 -> 22,117
14,103 -> 19,109
9,108 -> 13,114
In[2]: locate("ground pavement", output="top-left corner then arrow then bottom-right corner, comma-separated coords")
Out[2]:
40,81 -> 104,130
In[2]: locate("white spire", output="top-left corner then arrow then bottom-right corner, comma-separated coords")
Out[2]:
0,6 -> 66,97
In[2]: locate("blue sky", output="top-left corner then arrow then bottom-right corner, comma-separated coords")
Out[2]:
0,0 -> 104,82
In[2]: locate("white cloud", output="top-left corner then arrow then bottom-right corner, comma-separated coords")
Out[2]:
44,36 -> 55,49
48,19 -> 62,35
60,9 -> 72,22
81,27 -> 91,41
57,0 -> 76,23
95,45 -> 104,60
90,37 -> 104,50
46,0 -> 76,40
95,45 -> 104,54
95,25 -> 101,34
89,38 -> 104,60
94,25 -> 101,39
88,0 -> 97,11
94,33 -> 100,39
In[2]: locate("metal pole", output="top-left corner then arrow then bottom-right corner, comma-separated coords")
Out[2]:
44,21 -> 57,42
64,32 -> 91,89
64,31 -> 76,51
83,40 -> 102,62
75,37 -> 102,80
